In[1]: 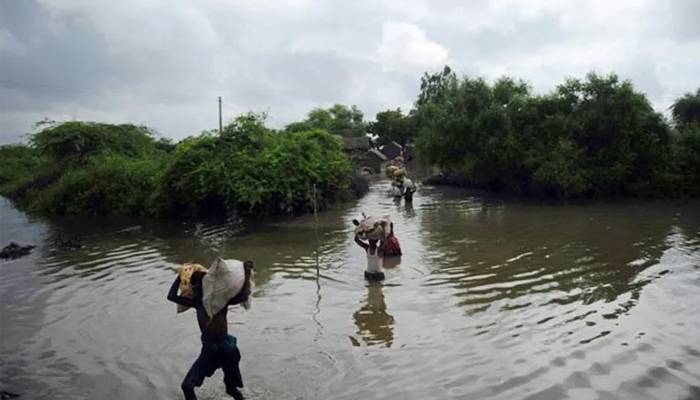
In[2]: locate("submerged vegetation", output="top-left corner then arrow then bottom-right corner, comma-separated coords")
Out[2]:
0,115 -> 351,217
1,68 -> 699,218
161,113 -> 351,216
373,67 -> 700,198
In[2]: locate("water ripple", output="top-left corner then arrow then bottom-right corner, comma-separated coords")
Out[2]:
1,190 -> 700,399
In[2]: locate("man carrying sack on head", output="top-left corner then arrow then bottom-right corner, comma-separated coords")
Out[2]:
167,258 -> 254,400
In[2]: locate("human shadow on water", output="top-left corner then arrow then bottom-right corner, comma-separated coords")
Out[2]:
350,281 -> 395,348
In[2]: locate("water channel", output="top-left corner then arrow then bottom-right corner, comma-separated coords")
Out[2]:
1,179 -> 700,399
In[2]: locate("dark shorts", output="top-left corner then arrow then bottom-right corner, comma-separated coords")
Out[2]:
364,270 -> 385,281
183,334 -> 243,390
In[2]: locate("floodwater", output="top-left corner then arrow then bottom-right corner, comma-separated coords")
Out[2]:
1,180 -> 700,400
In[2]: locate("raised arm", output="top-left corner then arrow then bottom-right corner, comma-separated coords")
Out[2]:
354,234 -> 369,251
166,276 -> 197,307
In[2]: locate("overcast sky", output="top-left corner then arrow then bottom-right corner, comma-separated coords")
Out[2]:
1,0 -> 699,144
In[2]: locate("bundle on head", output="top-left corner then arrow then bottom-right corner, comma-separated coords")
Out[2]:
176,263 -> 208,313
354,214 -> 391,240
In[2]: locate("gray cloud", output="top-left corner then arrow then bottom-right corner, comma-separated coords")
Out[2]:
1,0 -> 699,144
0,1 -> 109,106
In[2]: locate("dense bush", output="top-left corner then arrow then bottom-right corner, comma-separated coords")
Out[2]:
0,144 -> 44,195
413,67 -> 700,198
672,122 -> 700,196
32,154 -> 166,216
0,121 -> 173,215
0,114 -> 353,217
31,122 -> 161,166
162,114 -> 351,215
669,89 -> 700,196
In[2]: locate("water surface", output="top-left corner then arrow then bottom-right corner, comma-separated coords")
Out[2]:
1,181 -> 700,399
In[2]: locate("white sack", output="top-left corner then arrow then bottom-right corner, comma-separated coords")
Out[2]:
202,257 -> 246,319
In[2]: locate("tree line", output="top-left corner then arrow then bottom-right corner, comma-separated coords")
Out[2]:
0,114 -> 353,217
1,67 -> 698,218
376,67 -> 700,198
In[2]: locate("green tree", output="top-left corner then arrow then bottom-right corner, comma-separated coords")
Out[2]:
671,88 -> 700,129
669,89 -> 700,195
555,73 -> 672,196
0,144 -> 43,195
416,65 -> 457,107
415,72 -> 526,190
0,114 -> 354,217
34,154 -> 166,216
286,104 -> 366,137
31,121 -> 159,166
368,108 -> 416,146
675,125 -> 700,195
414,67 -> 681,197
161,114 -> 352,216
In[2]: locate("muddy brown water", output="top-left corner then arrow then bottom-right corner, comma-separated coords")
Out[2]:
1,180 -> 700,400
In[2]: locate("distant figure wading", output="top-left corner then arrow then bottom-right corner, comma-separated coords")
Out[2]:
353,218 -> 401,281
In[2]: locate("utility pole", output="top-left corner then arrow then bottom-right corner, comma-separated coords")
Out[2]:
218,96 -> 223,133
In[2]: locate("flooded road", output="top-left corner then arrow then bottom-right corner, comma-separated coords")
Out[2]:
2,180 -> 700,399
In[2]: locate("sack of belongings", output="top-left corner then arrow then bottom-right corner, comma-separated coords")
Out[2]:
175,258 -> 249,316
202,257 -> 248,318
354,214 -> 391,240
176,263 -> 208,313
393,168 -> 406,178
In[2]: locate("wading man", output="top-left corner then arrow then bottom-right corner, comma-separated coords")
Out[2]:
167,260 -> 254,400
354,231 -> 386,281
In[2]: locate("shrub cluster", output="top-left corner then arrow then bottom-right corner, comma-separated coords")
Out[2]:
0,115 -> 352,217
413,67 -> 700,197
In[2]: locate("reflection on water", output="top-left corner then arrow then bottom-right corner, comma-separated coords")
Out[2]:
403,201 -> 417,219
2,183 -> 700,400
351,282 -> 394,348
